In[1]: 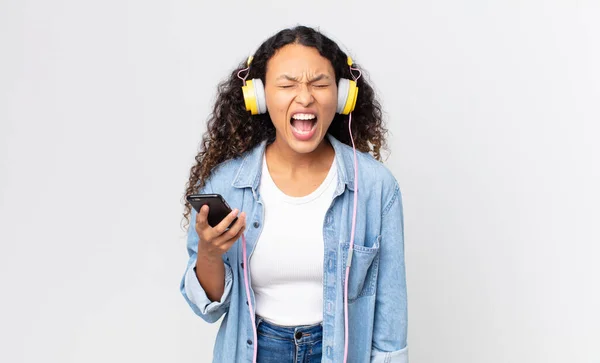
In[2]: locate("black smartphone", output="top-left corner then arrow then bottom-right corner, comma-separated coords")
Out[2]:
186,193 -> 238,229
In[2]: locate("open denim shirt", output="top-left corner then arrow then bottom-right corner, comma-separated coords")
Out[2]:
181,134 -> 408,362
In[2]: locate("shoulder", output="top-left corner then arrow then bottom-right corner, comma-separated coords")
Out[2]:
334,141 -> 402,219
335,141 -> 400,196
354,152 -> 403,219
198,153 -> 246,194
359,152 -> 398,189
210,157 -> 242,181
362,154 -> 401,213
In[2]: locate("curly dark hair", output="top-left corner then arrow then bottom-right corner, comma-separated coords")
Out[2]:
182,25 -> 388,229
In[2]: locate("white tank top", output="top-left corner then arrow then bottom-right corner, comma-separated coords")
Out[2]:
249,154 -> 337,326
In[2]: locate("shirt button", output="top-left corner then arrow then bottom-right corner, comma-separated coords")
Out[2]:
247,339 -> 252,345
253,221 -> 260,228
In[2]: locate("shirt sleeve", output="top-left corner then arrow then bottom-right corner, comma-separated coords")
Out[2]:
179,179 -> 233,323
371,182 -> 409,362
182,256 -> 233,323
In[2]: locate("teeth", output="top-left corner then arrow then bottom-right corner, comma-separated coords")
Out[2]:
292,113 -> 316,120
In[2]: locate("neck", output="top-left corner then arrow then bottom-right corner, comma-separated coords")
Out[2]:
266,136 -> 334,176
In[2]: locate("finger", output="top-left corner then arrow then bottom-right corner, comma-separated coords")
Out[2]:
195,205 -> 210,239
214,212 -> 246,246
219,222 -> 247,252
212,208 -> 240,236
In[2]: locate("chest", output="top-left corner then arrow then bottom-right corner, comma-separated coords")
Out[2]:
268,169 -> 331,197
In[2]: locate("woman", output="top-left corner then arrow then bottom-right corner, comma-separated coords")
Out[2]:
180,25 -> 408,363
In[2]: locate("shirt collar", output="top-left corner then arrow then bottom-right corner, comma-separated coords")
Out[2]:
231,133 -> 356,193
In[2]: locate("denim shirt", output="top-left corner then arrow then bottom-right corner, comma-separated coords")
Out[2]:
180,134 -> 408,363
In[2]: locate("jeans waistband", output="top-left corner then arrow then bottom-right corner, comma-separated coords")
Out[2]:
255,315 -> 323,345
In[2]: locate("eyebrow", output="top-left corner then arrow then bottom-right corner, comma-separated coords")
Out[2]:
276,74 -> 331,82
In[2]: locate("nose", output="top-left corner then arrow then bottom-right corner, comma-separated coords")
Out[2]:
294,83 -> 314,106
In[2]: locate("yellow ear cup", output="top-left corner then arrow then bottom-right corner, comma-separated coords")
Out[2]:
337,78 -> 358,115
336,56 -> 359,115
241,56 -> 268,115
341,80 -> 358,115
242,79 -> 259,115
241,78 -> 266,115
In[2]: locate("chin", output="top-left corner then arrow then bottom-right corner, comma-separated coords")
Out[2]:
285,129 -> 325,154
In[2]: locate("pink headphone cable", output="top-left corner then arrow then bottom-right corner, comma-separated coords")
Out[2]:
343,111 -> 359,363
343,61 -> 361,363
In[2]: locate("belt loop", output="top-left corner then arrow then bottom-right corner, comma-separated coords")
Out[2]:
255,315 -> 263,328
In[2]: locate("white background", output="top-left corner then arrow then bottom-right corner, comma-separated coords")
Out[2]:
1,1 -> 599,362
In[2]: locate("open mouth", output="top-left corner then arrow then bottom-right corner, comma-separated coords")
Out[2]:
290,113 -> 317,135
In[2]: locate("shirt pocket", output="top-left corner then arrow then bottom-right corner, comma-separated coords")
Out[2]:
340,235 -> 381,302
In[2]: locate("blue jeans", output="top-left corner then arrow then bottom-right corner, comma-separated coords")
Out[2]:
255,315 -> 323,363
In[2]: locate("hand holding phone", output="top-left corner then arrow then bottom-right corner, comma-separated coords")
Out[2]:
187,194 -> 246,258
187,194 -> 238,228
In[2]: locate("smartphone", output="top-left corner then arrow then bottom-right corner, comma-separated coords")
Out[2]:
186,193 -> 238,229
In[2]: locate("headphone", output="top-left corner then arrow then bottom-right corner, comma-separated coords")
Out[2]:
240,56 -> 359,115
